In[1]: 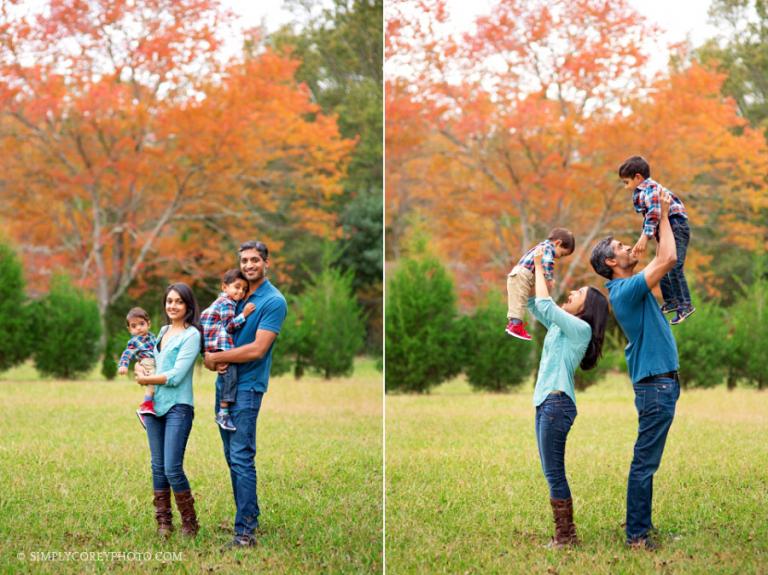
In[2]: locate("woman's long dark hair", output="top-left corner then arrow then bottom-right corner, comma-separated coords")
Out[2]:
577,287 -> 609,371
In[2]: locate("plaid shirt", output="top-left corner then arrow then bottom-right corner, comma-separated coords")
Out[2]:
633,178 -> 688,237
118,333 -> 157,368
200,293 -> 247,353
516,239 -> 556,282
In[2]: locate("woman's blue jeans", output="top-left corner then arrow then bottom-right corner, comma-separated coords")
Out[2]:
145,404 -> 194,492
535,393 -> 577,500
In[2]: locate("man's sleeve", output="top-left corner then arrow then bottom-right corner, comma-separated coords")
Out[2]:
258,297 -> 287,334
614,272 -> 650,305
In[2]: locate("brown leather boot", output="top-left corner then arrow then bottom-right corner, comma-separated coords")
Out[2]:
173,490 -> 199,537
548,497 -> 580,547
153,489 -> 173,538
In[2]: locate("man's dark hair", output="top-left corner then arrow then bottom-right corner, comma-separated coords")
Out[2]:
126,307 -> 150,325
239,240 -> 269,261
590,236 -> 615,280
618,156 -> 650,179
222,268 -> 246,285
548,227 -> 575,254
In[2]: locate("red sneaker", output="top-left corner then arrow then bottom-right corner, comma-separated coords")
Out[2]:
136,410 -> 146,430
505,320 -> 532,341
138,400 -> 156,415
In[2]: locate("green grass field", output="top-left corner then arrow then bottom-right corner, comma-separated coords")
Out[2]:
386,374 -> 768,574
0,359 -> 382,574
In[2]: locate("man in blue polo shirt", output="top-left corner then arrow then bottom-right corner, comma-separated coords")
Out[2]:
204,240 -> 287,548
590,191 -> 680,550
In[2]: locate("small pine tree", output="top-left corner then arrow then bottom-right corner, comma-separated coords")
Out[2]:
32,274 -> 102,379
101,337 -> 119,381
462,296 -> 533,392
385,254 -> 462,393
294,264 -> 366,379
0,241 -> 32,372
728,274 -> 768,390
675,295 -> 728,388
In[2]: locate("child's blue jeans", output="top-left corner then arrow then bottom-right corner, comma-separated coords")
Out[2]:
659,216 -> 691,309
217,363 -> 238,405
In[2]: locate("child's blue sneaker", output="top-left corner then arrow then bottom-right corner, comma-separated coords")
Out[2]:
660,302 -> 677,314
216,412 -> 236,432
670,305 -> 695,325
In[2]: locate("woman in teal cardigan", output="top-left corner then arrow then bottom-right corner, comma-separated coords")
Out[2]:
528,247 -> 609,547
135,282 -> 202,538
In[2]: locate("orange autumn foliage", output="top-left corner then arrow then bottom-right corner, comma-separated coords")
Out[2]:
0,0 -> 353,315
386,0 -> 768,304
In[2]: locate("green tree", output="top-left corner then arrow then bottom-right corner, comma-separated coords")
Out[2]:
32,275 -> 102,379
0,241 -> 32,372
292,257 -> 366,379
461,296 -> 533,392
385,253 -> 462,393
675,295 -> 729,388
699,0 -> 768,139
727,260 -> 768,389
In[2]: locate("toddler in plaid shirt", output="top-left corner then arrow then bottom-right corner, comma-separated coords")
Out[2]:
505,228 -> 575,341
620,155 -> 695,325
201,269 -> 255,432
118,307 -> 157,429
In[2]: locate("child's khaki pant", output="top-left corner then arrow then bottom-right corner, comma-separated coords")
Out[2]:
506,265 -> 535,320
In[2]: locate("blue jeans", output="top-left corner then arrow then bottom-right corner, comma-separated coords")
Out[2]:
216,387 -> 263,537
145,404 -> 194,492
217,365 -> 238,404
626,376 -> 680,541
535,393 -> 577,500
659,217 -> 691,309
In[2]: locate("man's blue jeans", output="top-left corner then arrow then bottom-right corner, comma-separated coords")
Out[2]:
145,404 -> 194,492
216,386 -> 263,537
659,217 -> 691,309
535,393 -> 577,500
626,376 -> 680,541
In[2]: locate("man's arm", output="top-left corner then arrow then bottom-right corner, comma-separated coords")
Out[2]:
205,329 -> 278,366
642,190 -> 676,290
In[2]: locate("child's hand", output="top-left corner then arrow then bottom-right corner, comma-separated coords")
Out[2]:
532,247 -> 544,265
118,365 -> 128,376
631,235 -> 648,258
243,303 -> 256,316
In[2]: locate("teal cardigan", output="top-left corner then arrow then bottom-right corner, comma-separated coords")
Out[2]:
152,325 -> 201,417
527,297 -> 591,407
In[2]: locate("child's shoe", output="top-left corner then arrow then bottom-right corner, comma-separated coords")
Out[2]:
670,305 -> 696,325
136,410 -> 146,430
660,302 -> 677,314
138,400 -> 156,415
505,320 -> 532,341
216,411 -> 237,432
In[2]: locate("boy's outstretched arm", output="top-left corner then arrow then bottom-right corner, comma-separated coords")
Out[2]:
643,190 -> 677,290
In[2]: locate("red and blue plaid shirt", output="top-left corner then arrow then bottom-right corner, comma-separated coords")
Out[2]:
515,239 -> 556,282
633,178 -> 688,237
118,333 -> 157,368
200,293 -> 247,353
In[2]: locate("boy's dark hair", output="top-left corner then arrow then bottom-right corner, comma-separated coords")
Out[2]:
618,156 -> 650,180
548,228 -> 575,254
126,307 -> 150,325
222,268 -> 246,285
239,240 -> 269,260
590,236 -> 615,280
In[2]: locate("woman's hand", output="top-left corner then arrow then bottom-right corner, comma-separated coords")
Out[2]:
134,362 -> 151,385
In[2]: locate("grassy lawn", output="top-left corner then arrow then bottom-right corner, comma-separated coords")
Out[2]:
0,358 -> 383,574
386,373 -> 768,574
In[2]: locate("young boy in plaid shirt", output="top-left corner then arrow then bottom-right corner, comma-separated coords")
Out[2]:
505,228 -> 575,341
201,269 -> 256,431
620,155 -> 695,325
118,307 -> 157,428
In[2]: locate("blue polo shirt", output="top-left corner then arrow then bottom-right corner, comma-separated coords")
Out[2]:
606,271 -> 678,384
233,279 -> 287,392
